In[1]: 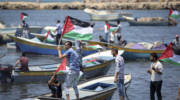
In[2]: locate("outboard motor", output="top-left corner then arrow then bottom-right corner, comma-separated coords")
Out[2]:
0,64 -> 14,83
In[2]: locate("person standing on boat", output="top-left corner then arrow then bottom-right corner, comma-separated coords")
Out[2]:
112,48 -> 125,100
112,20 -> 122,44
109,32 -> 116,44
57,41 -> 80,100
14,52 -> 29,72
48,74 -> 62,98
75,40 -> 83,72
104,21 -> 110,42
55,20 -> 62,45
21,20 -> 29,38
147,53 -> 163,100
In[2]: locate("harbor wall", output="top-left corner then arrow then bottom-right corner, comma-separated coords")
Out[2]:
0,1 -> 180,10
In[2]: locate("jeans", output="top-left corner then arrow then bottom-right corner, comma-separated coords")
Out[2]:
63,70 -> 79,95
56,34 -> 61,45
105,32 -> 109,42
150,80 -> 162,100
117,79 -> 125,97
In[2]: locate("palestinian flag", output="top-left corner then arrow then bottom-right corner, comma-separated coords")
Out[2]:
20,12 -> 28,21
169,8 -> 180,19
106,23 -> 118,32
83,58 -> 97,65
45,31 -> 55,42
159,43 -> 180,66
55,57 -> 67,74
87,44 -> 103,49
62,16 -> 93,40
55,57 -> 83,81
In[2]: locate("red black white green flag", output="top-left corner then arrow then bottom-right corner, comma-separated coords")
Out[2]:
159,43 -> 180,66
62,16 -> 93,40
55,57 -> 67,74
20,12 -> 28,21
169,8 -> 180,19
106,23 -> 118,32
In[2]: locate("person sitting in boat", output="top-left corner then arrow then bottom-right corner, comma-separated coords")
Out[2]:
21,20 -> 29,38
14,53 -> 29,72
117,35 -> 127,47
54,20 -> 62,45
99,35 -> 107,43
48,73 -> 62,98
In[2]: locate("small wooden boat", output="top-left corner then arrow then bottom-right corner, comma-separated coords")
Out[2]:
25,74 -> 131,100
10,50 -> 124,83
8,35 -> 98,56
123,16 -> 178,26
84,8 -> 132,21
86,40 -> 164,59
0,26 -> 43,45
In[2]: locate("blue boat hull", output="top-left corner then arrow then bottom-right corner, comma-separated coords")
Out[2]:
16,42 -> 97,56
122,52 -> 161,60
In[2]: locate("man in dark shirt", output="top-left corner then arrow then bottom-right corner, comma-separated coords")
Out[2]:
48,74 -> 62,98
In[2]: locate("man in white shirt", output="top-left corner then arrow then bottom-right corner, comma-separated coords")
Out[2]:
147,53 -> 163,100
112,20 -> 122,44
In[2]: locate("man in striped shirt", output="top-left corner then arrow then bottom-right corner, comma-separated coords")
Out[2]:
112,48 -> 125,100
